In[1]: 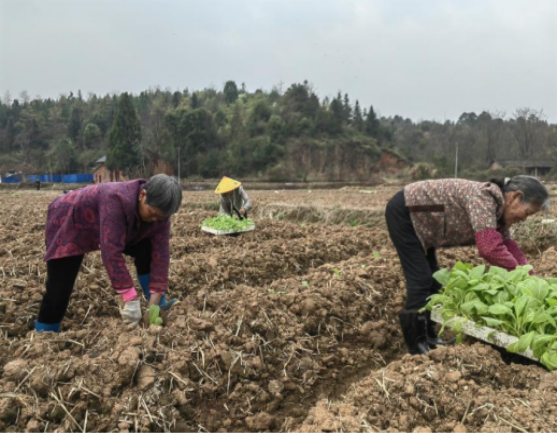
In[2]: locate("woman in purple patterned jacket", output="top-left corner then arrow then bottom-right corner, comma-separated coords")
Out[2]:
385,176 -> 549,355
35,174 -> 183,332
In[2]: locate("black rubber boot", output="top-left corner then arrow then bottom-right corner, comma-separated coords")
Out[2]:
424,311 -> 456,347
398,309 -> 431,355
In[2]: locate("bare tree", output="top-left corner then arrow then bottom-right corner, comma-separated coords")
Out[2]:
511,108 -> 547,159
478,111 -> 506,163
2,90 -> 12,106
19,90 -> 30,105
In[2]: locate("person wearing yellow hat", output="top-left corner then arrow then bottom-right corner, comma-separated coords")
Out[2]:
215,176 -> 251,218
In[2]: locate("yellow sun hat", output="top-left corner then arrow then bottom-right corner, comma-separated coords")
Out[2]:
214,176 -> 241,195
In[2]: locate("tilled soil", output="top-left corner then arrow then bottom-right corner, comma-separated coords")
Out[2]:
297,343 -> 557,433
183,186 -> 399,211
0,189 -> 555,433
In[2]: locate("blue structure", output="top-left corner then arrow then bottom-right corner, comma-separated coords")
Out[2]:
5,174 -> 94,184
2,175 -> 22,183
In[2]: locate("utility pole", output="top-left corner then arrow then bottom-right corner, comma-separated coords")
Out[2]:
178,147 -> 181,181
454,141 -> 459,178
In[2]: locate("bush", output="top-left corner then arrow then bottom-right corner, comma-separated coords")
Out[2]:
460,167 -> 522,181
265,163 -> 298,182
409,162 -> 437,180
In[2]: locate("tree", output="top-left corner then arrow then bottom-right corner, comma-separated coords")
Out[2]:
83,123 -> 102,148
353,100 -> 364,132
247,100 -> 272,136
478,111 -> 505,163
4,119 -> 18,152
283,82 -> 319,119
172,91 -> 182,108
68,106 -> 83,143
229,136 -> 284,173
106,93 -> 142,173
2,91 -> 12,106
143,101 -> 174,169
223,81 -> 239,104
365,105 -> 380,138
457,112 -> 478,126
511,108 -> 546,159
48,138 -> 78,174
229,103 -> 245,140
342,93 -> 351,124
190,92 -> 199,109
329,96 -> 344,135
19,90 -> 30,105
166,107 -> 218,176
267,115 -> 286,143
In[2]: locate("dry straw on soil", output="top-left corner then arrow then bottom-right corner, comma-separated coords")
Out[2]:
1,189 -> 557,432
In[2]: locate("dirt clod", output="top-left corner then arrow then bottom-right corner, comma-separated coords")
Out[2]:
246,412 -> 275,431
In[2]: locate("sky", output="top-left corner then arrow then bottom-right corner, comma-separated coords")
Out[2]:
0,0 -> 556,122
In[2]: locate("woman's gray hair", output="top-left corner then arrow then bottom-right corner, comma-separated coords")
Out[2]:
492,175 -> 550,210
143,174 -> 182,216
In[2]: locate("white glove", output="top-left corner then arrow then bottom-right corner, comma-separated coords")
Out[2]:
120,300 -> 142,326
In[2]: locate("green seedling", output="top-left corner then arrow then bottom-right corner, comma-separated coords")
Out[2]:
301,281 -> 310,287
372,251 -> 382,259
425,262 -> 557,370
268,288 -> 286,295
361,265 -> 366,269
333,268 -> 342,279
149,305 -> 163,326
201,215 -> 254,232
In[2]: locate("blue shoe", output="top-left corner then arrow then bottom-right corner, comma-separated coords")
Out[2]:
159,297 -> 180,311
138,273 -> 179,311
35,321 -> 61,333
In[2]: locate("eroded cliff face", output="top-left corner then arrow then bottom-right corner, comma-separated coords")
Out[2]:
284,138 -> 408,181
146,139 -> 408,182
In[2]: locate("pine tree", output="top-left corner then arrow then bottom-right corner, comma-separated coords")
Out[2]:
106,93 -> 141,173
68,106 -> 83,143
353,100 -> 364,132
365,105 -> 380,138
343,93 -> 352,124
329,96 -> 344,135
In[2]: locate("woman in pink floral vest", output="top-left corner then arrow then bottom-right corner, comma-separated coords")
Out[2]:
386,176 -> 549,355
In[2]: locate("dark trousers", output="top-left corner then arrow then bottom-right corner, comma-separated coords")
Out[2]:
385,190 -> 442,310
38,239 -> 152,324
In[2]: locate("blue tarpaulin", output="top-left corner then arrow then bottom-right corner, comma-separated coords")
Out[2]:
3,176 -> 22,183
5,174 -> 94,184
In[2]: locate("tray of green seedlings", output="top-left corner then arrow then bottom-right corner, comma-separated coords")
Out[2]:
425,262 -> 557,370
200,215 -> 256,235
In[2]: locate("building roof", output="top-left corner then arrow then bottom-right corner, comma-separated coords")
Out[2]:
490,159 -> 553,169
95,156 -> 107,164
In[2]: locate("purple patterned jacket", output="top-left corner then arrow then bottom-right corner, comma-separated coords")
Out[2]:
45,180 -> 170,294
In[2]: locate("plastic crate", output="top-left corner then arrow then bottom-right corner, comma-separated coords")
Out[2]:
431,307 -> 538,362
200,224 -> 255,236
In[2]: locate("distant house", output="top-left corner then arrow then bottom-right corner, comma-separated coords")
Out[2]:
93,156 -> 126,183
488,159 -> 553,177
